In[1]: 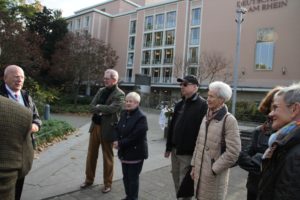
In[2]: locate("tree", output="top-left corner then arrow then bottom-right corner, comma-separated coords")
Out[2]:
197,51 -> 232,85
0,0 -> 45,77
52,33 -> 119,104
173,52 -> 232,86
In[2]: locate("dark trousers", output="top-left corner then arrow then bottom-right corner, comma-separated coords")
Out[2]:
15,177 -> 25,200
121,161 -> 144,200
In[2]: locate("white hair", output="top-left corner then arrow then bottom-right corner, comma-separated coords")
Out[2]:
276,82 -> 300,105
105,69 -> 119,81
126,92 -> 141,103
4,65 -> 24,77
209,81 -> 232,102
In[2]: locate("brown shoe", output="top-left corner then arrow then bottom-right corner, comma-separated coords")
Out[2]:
80,182 -> 92,189
101,186 -> 111,193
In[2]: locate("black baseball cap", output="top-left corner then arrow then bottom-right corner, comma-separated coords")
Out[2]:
177,75 -> 199,85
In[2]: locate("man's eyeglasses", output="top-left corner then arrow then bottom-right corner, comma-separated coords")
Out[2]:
179,82 -> 193,87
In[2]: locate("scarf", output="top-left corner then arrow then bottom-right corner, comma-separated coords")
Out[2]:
263,120 -> 300,159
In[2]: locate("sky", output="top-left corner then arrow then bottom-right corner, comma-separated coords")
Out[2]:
40,0 -> 106,17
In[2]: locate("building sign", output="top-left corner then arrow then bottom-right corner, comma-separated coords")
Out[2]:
237,0 -> 288,12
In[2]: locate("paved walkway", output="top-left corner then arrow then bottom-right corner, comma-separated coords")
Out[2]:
22,109 -> 251,200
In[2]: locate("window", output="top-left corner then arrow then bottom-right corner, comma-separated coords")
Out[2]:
152,68 -> 161,83
145,16 -> 153,31
255,28 -> 275,70
191,8 -> 201,26
76,19 -> 81,29
153,50 -> 162,64
130,20 -> 136,34
188,67 -> 197,76
143,33 -> 152,48
189,47 -> 198,64
127,53 -> 134,66
141,68 -> 150,75
129,37 -> 135,50
154,32 -> 163,46
126,69 -> 133,82
142,50 -> 151,65
164,48 -> 174,64
84,16 -> 90,27
68,21 -> 73,30
166,11 -> 176,28
155,14 -> 164,30
165,30 -> 175,45
162,68 -> 172,83
190,27 -> 200,45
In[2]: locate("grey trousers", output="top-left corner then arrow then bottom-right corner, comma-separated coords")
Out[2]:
171,148 -> 193,200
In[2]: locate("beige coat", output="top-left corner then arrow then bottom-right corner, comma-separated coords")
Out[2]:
191,111 -> 241,200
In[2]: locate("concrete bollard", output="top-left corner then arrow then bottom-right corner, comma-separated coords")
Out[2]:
44,104 -> 50,120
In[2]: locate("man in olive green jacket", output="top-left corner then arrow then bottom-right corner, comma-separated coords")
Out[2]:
80,69 -> 125,193
0,96 -> 33,200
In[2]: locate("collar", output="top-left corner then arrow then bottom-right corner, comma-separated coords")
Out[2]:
182,93 -> 198,102
207,105 -> 228,121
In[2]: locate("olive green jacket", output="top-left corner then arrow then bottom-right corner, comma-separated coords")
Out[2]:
89,85 -> 125,141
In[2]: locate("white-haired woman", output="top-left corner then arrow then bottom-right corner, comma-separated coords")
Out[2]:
191,81 -> 241,200
113,92 -> 148,200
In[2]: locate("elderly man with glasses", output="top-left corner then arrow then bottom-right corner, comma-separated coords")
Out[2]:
80,69 -> 125,194
164,75 -> 207,199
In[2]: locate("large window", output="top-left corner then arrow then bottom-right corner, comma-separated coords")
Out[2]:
189,47 -> 199,64
129,37 -> 135,50
165,30 -> 175,45
191,8 -> 201,26
145,16 -> 153,31
76,19 -> 81,29
190,27 -> 200,45
155,14 -> 164,30
164,48 -> 174,64
143,33 -> 152,48
166,11 -> 176,28
68,21 -> 73,30
141,68 -> 150,75
130,20 -> 136,34
127,53 -> 134,66
255,28 -> 275,70
152,68 -> 161,83
142,51 -> 151,65
162,67 -> 172,83
153,50 -> 162,64
154,32 -> 163,46
84,16 -> 90,27
126,69 -> 133,82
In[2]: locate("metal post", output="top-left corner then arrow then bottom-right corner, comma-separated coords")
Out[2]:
231,5 -> 247,116
44,104 -> 50,120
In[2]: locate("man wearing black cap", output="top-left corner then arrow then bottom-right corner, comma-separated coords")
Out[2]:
165,75 -> 207,199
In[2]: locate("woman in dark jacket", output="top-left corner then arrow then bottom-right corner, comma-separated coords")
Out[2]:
238,86 -> 282,200
113,92 -> 148,200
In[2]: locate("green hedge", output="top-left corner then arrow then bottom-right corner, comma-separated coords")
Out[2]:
35,120 -> 75,147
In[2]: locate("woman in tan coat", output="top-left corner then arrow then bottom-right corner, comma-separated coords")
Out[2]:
191,81 -> 241,200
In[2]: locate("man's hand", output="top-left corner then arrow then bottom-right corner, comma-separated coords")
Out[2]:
90,105 -> 100,114
164,151 -> 171,158
31,123 -> 39,133
113,141 -> 119,149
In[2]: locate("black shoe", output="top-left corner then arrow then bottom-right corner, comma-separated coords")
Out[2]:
80,182 -> 92,189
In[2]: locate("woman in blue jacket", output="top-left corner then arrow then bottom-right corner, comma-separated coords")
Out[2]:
113,92 -> 148,200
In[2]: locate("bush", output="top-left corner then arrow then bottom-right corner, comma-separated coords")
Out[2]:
35,119 -> 75,147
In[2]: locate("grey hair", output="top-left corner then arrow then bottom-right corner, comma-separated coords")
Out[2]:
209,81 -> 232,102
4,65 -> 24,77
105,69 -> 119,81
126,92 -> 141,103
276,82 -> 300,105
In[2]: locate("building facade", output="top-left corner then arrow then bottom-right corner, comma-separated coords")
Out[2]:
66,0 -> 300,101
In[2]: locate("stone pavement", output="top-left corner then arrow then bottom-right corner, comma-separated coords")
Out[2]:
22,109 -> 251,200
